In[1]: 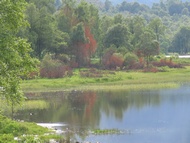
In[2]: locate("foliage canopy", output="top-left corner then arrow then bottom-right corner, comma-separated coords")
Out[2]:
0,0 -> 38,114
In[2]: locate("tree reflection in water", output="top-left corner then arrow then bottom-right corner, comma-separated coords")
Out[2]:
15,90 -> 162,141
12,85 -> 190,143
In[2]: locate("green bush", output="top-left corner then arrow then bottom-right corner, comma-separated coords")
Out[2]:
123,53 -> 138,69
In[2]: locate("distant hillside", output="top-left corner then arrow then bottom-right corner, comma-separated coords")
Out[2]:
100,0 -> 159,6
100,0 -> 190,7
55,0 -> 190,9
55,0 -> 104,9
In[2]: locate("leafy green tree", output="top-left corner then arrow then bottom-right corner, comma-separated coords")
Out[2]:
34,7 -> 55,59
0,0 -> 38,118
56,4 -> 76,34
21,3 -> 39,56
87,4 -> 100,41
113,14 -> 124,24
137,30 -> 159,67
56,0 -> 77,56
170,27 -> 190,54
24,3 -> 56,59
57,13 -> 71,34
97,16 -> 113,60
75,1 -> 90,23
128,16 -> 146,49
49,30 -> 70,56
27,0 -> 56,14
117,1 -> 149,13
104,24 -> 131,49
99,16 -> 113,36
148,18 -> 165,42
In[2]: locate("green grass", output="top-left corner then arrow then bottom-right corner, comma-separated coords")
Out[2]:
0,114 -> 63,142
21,66 -> 190,92
18,100 -> 49,110
0,99 -> 49,116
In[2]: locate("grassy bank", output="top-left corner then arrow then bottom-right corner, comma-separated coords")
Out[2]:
21,66 -> 190,92
0,115 -> 63,143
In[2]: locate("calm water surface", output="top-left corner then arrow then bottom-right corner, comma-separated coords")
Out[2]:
15,84 -> 190,143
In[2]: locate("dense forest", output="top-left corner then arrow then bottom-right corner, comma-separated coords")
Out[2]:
17,0 -> 190,77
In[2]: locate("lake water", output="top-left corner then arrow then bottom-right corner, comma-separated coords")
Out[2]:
15,84 -> 190,143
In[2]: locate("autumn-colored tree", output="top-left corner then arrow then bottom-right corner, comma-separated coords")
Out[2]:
57,1 -> 98,67
83,26 -> 97,64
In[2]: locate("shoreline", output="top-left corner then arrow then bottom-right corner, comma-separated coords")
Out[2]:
21,67 -> 190,93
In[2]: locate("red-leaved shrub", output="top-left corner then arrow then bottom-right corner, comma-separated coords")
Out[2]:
152,59 -> 183,68
102,50 -> 124,69
40,54 -> 72,78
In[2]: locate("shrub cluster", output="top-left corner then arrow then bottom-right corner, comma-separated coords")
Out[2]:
123,53 -> 138,69
40,54 -> 72,78
123,53 -> 144,70
152,59 -> 183,68
102,49 -> 124,69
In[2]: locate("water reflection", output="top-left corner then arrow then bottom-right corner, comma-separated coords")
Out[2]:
18,90 -> 161,126
14,84 -> 190,143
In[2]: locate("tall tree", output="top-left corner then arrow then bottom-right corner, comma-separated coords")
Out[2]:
148,18 -> 165,42
27,0 -> 56,14
137,30 -> 159,67
71,23 -> 86,66
104,24 -> 131,50
170,27 -> 190,54
128,16 -> 146,49
0,0 -> 38,117
24,3 -> 55,59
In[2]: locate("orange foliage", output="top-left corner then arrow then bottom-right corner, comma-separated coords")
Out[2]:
84,91 -> 97,118
102,49 -> 124,69
76,25 -> 97,66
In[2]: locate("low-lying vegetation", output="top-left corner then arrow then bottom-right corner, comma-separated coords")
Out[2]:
92,129 -> 122,135
0,115 -> 64,143
21,66 -> 190,92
